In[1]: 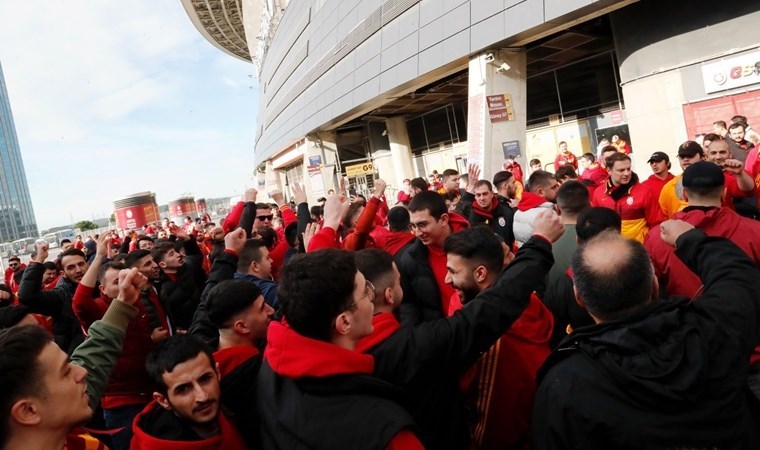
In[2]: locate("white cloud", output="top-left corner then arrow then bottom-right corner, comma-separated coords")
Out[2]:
0,0 -> 257,230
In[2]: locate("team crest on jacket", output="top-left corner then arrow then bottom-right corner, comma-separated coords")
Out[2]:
498,217 -> 506,227
626,196 -> 634,205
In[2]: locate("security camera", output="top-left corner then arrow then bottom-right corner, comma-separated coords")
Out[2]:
497,62 -> 511,73
484,52 -> 495,63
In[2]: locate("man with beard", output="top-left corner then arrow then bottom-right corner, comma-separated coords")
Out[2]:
19,244 -> 91,354
592,152 -> 664,242
445,227 -> 554,449
131,335 -> 247,449
125,249 -> 171,342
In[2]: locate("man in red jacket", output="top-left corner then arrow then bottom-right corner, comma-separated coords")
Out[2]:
445,228 -> 553,449
4,256 -> 25,294
641,151 -> 675,200
132,335 -> 247,450
72,234 -> 157,450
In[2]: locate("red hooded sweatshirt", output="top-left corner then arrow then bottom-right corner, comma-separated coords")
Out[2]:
644,206 -> 760,366
265,321 -> 423,450
130,401 -> 246,450
428,212 -> 470,315
451,292 -> 553,449
382,231 -> 415,256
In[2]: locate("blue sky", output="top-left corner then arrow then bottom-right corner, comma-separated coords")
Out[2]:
0,1 -> 258,230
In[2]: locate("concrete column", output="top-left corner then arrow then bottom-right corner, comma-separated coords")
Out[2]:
385,116 -> 415,187
621,73 -> 688,175
300,132 -> 340,202
467,50 -> 527,181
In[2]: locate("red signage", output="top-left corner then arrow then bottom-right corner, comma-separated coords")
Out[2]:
115,203 -> 159,230
486,93 -> 514,123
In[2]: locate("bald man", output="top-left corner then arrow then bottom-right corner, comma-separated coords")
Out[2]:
533,223 -> 760,449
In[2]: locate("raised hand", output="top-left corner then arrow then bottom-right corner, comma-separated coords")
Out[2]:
323,194 -> 350,231
224,227 -> 247,254
292,183 -> 308,205
34,241 -> 49,264
660,219 -> 695,247
303,222 -> 321,251
116,268 -> 147,306
271,189 -> 285,206
467,163 -> 481,193
95,233 -> 112,257
245,187 -> 258,203
373,179 -> 387,199
532,209 -> 564,243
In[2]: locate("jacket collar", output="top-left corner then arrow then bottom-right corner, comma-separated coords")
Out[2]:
356,313 -> 401,353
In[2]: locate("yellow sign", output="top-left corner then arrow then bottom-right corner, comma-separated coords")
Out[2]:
345,162 -> 374,177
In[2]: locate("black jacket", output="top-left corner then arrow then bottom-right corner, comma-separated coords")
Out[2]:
157,237 -> 206,330
533,231 -> 760,449
189,249 -> 238,344
540,272 -> 595,348
18,262 -> 85,354
368,236 -> 554,449
396,239 -> 441,325
467,192 -> 516,249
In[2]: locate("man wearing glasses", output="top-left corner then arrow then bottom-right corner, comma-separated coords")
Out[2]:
4,256 -> 25,294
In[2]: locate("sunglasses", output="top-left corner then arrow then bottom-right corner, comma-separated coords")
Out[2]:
256,215 -> 274,222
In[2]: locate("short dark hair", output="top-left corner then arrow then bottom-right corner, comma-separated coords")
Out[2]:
728,122 -> 745,132
151,242 -> 175,264
354,249 -> 394,300
207,279 -> 262,329
441,169 -> 459,181
237,239 -> 268,273
526,170 -> 554,193
310,205 -> 323,217
409,191 -> 447,220
580,153 -> 595,163
98,262 -> 125,284
475,180 -> 493,191
529,158 -> 542,167
145,335 -> 215,395
60,248 -> 86,263
492,170 -> 513,188
703,133 -> 721,142
136,235 -> 154,245
556,180 -> 590,216
0,305 -> 30,329
258,227 -> 278,248
255,202 -> 272,211
554,165 -> 578,181
0,325 -> 53,447
444,226 -> 504,275
410,177 -> 429,192
575,207 -> 622,242
113,253 -> 128,264
604,152 -> 630,169
42,261 -> 58,272
387,206 -> 411,232
572,233 -> 652,321
124,249 -> 151,268
730,115 -> 748,126
279,249 -> 357,341
8,256 -> 19,263
60,239 -> 72,246
713,120 -> 727,129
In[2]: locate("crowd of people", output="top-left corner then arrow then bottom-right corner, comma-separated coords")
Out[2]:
1,115 -> 760,450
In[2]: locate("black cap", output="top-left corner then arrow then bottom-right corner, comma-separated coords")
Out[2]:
677,141 -> 704,158
647,151 -> 669,163
682,161 -> 724,190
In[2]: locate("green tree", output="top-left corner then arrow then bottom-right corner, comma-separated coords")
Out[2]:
74,220 -> 99,231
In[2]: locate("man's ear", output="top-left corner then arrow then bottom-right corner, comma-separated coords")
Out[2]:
232,319 -> 250,335
10,399 -> 42,426
333,312 -> 351,337
473,266 -> 488,284
382,287 -> 394,307
573,285 -> 586,310
158,261 -> 168,270
439,213 -> 449,227
154,392 -> 171,411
